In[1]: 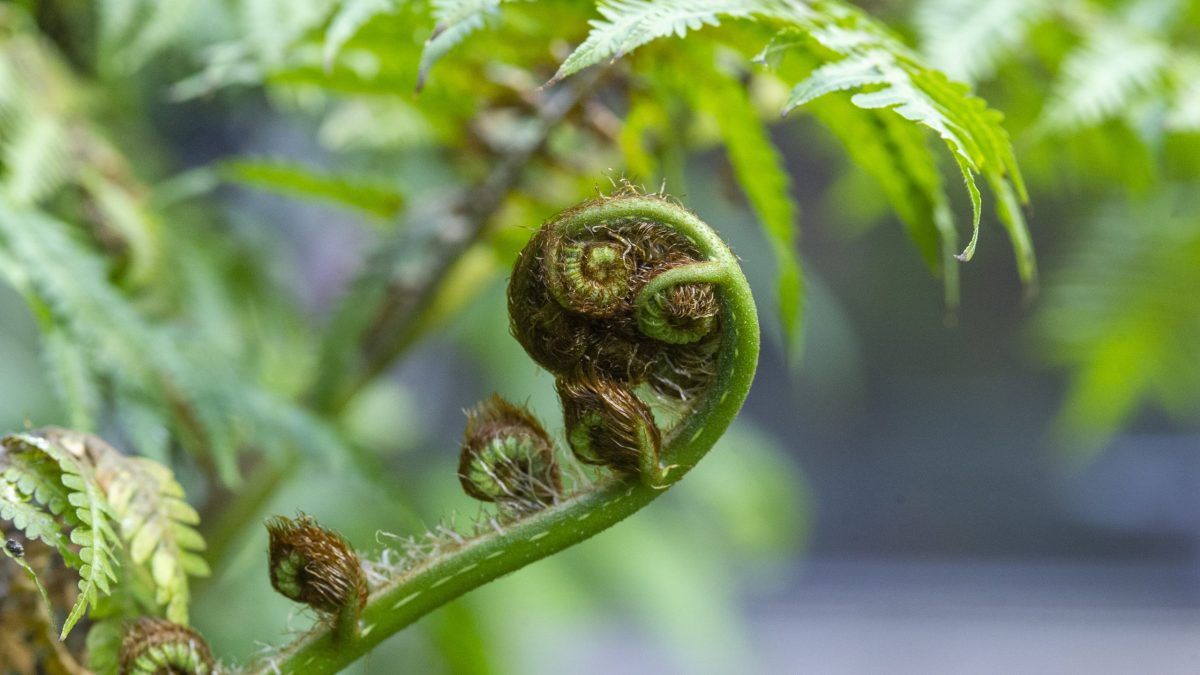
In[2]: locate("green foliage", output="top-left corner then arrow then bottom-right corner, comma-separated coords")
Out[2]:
222,158 -> 407,219
1,430 -> 210,640
777,6 -> 1032,280
2,433 -> 121,638
1038,190 -> 1200,453
550,0 -> 802,84
419,0 -> 515,90
680,47 -> 804,347
915,0 -> 1051,84
0,0 -> 1077,670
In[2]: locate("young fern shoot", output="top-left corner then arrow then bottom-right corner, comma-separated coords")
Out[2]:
252,191 -> 760,673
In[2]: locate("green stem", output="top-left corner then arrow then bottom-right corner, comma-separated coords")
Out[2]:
241,197 -> 760,674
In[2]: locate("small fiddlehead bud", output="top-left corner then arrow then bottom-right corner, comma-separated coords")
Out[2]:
266,514 -> 366,641
556,373 -> 661,479
459,395 -> 562,511
119,617 -> 216,675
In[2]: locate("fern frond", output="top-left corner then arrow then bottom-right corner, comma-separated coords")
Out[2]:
1039,23 -> 1170,133
683,48 -> 804,349
418,0 -> 511,91
1,432 -> 122,638
1038,190 -> 1200,453
914,0 -> 1051,84
222,158 -> 406,219
324,0 -> 402,68
3,430 -> 210,633
0,198 -> 353,482
551,0 -> 808,84
777,6 -> 1033,280
90,436 -> 209,624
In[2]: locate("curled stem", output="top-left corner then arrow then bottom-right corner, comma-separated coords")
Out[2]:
244,194 -> 759,674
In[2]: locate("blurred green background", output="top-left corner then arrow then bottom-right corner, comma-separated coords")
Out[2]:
2,0 -> 1199,672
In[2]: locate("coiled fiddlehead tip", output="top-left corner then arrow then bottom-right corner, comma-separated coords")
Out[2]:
508,192 -> 731,483
459,394 -> 562,510
119,617 -> 215,675
557,373 -> 662,479
266,514 -> 366,636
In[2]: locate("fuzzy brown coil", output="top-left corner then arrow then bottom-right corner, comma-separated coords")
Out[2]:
119,617 -> 215,675
265,515 -> 367,620
459,395 -> 562,508
506,194 -> 722,479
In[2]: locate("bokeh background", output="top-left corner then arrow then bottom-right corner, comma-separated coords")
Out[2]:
2,0 -> 1199,673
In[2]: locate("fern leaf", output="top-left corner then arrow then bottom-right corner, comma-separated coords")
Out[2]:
41,328 -> 102,432
777,6 -> 1034,281
1040,24 -> 1170,133
222,159 -> 406,219
95,441 -> 209,624
685,49 -> 804,350
418,0 -> 510,91
325,0 -> 401,68
914,0 -> 1050,84
2,432 -> 122,638
551,0 -> 808,85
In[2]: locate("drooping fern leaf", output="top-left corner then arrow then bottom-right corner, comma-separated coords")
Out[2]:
778,6 -> 1032,279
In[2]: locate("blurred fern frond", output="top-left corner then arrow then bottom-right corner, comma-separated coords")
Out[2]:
915,0 -> 1200,148
914,0 -> 1052,85
1038,189 -> 1200,452
221,158 -> 407,219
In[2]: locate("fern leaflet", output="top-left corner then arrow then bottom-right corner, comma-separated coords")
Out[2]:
1,433 -> 122,638
551,0 -> 809,84
418,0 -> 511,91
222,158 -> 407,220
683,48 -> 805,349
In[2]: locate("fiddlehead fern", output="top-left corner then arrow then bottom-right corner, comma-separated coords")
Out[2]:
458,395 -> 562,513
266,514 -> 367,643
119,617 -> 216,675
249,191 -> 759,674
